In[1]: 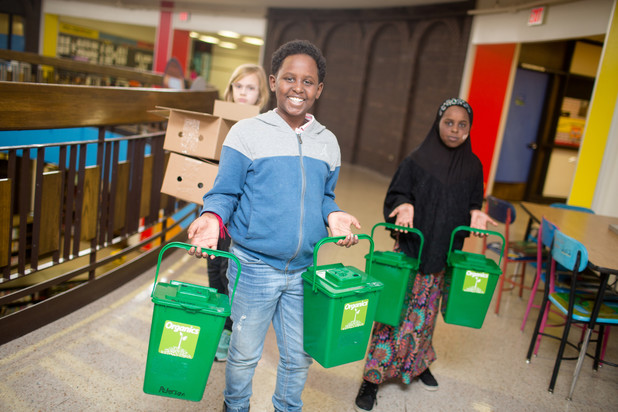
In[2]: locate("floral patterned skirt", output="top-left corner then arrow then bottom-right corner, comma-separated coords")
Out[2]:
362,269 -> 444,385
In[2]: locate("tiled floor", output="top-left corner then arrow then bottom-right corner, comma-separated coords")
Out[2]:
0,164 -> 616,412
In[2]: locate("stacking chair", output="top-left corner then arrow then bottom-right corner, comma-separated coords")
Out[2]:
483,196 -> 537,315
526,229 -> 618,397
520,205 -> 596,332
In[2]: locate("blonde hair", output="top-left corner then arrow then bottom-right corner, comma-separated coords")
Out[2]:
224,63 -> 270,110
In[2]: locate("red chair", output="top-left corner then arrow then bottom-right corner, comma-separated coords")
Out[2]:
482,196 -> 537,315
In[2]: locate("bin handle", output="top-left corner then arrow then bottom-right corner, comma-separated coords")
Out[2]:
310,234 -> 374,294
447,226 -> 505,266
151,241 -> 242,306
370,222 -> 424,263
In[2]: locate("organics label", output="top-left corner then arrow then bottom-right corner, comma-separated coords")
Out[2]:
341,299 -> 369,330
462,270 -> 489,294
159,320 -> 200,359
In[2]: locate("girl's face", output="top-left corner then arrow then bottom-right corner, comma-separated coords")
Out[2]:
269,54 -> 323,129
231,73 -> 261,105
439,106 -> 471,148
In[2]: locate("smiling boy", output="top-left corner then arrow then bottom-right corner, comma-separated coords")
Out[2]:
187,40 -> 360,412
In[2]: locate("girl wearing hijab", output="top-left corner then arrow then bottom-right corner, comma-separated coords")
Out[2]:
354,98 -> 497,412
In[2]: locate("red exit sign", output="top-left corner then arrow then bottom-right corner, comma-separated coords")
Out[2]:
528,6 -> 545,26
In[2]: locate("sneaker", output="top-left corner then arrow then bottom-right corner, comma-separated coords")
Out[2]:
418,368 -> 439,391
214,329 -> 231,362
355,379 -> 379,411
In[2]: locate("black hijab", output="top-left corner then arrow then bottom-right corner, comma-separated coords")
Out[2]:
384,98 -> 484,274
411,97 -> 477,185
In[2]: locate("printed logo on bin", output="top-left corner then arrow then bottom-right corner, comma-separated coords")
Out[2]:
341,299 -> 369,330
158,320 -> 200,359
462,270 -> 489,294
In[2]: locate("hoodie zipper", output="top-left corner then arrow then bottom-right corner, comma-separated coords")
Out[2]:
285,132 -> 305,271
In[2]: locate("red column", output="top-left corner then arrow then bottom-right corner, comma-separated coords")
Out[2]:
154,1 -> 174,74
467,43 -> 517,188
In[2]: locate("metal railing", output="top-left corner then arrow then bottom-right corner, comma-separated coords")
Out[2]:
0,127 -> 199,343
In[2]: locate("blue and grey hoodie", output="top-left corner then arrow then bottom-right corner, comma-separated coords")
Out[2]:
201,109 -> 342,271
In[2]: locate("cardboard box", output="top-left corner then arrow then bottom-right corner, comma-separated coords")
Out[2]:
213,100 -> 260,121
161,102 -> 258,161
160,152 -> 218,205
162,108 -> 233,161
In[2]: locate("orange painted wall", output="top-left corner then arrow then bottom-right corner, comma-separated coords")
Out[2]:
467,43 -> 517,187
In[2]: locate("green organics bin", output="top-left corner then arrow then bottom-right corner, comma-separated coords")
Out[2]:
364,223 -> 424,326
302,235 -> 384,368
441,226 -> 505,329
143,242 -> 241,402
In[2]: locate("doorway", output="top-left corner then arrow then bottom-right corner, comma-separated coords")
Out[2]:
492,38 -> 604,203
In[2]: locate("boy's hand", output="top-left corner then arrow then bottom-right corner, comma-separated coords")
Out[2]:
328,211 -> 361,248
470,209 -> 498,237
187,212 -> 220,258
388,203 -> 414,231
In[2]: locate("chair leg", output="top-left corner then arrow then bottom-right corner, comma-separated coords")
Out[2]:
567,327 -> 593,401
521,269 -> 542,331
601,326 -> 610,362
549,316 -> 573,393
593,325 -> 605,371
527,291 -> 550,362
518,262 -> 527,298
495,269 -> 507,314
534,301 -> 551,356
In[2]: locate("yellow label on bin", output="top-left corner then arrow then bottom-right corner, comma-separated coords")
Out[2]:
341,299 -> 369,330
462,270 -> 489,294
158,320 -> 200,359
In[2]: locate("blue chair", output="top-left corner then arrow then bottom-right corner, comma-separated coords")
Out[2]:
482,196 -> 537,315
526,229 -> 618,397
521,204 -> 597,331
549,203 -> 595,214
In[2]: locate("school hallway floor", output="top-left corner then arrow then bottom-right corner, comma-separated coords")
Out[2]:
1,164 -> 616,412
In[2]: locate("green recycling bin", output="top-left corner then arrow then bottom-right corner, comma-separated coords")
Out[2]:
302,235 -> 384,368
441,226 -> 505,329
143,242 -> 241,402
364,223 -> 424,326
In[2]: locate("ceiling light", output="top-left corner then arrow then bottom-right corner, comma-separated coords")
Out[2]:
218,41 -> 238,50
242,36 -> 264,46
217,30 -> 240,39
199,35 -> 220,44
189,31 -> 199,38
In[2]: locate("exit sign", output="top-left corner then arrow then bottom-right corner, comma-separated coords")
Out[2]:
528,6 -> 545,26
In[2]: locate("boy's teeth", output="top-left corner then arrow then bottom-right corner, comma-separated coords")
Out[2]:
289,97 -> 303,103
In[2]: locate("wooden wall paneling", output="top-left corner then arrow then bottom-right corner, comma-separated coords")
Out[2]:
264,3 -> 474,178
81,166 -> 100,241
404,19 -> 470,158
114,162 -> 130,233
140,155 -> 153,218
0,179 -> 11,268
39,171 -> 61,255
356,22 -> 409,176
316,22 -> 365,165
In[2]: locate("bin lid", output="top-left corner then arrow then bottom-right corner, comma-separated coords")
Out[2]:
152,280 -> 231,316
302,264 -> 384,298
365,251 -> 419,270
447,250 -> 502,275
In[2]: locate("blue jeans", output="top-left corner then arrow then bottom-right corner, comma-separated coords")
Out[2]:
223,244 -> 313,412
